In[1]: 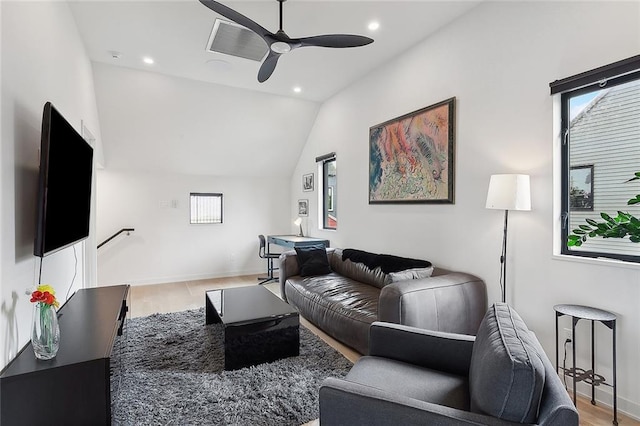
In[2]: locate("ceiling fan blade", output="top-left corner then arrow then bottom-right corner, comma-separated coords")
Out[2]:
297,34 -> 374,49
258,53 -> 281,83
199,0 -> 272,39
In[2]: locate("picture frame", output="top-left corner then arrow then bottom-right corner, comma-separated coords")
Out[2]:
298,199 -> 309,216
303,173 -> 314,192
369,97 -> 455,204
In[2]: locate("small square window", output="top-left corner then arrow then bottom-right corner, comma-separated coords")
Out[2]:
190,193 -> 223,224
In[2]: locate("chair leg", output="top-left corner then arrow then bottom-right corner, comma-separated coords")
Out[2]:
258,258 -> 276,285
270,258 -> 279,281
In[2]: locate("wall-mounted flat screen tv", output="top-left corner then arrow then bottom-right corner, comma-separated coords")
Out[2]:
34,102 -> 94,257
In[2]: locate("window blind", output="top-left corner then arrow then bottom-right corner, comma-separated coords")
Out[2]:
190,193 -> 223,224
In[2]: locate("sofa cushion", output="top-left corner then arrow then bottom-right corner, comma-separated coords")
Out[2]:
346,356 -> 470,411
295,245 -> 331,276
284,273 -> 379,354
469,303 -> 545,423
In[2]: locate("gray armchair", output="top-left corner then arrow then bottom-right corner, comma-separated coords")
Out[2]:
320,304 -> 578,426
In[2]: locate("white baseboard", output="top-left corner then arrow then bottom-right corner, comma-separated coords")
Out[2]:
566,380 -> 640,421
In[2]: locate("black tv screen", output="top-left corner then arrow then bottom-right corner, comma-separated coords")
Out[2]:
34,102 -> 94,257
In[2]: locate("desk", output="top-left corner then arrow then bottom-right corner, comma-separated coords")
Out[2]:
267,235 -> 330,250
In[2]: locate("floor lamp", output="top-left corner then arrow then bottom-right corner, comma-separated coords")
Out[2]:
485,174 -> 531,303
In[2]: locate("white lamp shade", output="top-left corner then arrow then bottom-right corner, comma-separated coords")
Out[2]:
294,217 -> 302,226
485,174 -> 531,211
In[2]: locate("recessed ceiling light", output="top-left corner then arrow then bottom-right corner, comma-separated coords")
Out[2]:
368,21 -> 380,31
143,57 -> 155,65
293,86 -> 302,93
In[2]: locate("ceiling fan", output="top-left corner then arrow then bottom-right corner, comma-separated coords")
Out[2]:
199,0 -> 374,82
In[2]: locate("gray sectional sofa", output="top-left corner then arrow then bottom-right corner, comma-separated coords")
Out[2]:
279,248 -> 488,354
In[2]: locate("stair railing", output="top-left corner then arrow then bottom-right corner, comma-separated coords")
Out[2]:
98,228 -> 135,250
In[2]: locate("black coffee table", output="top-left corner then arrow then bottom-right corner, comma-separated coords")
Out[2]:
205,285 -> 299,370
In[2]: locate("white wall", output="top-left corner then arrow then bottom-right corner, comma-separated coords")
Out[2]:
0,1 -> 102,369
92,64 -> 317,285
97,170 -> 291,285
91,63 -> 320,178
292,1 -> 640,418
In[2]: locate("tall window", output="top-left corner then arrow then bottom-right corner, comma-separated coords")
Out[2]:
190,193 -> 223,224
551,56 -> 640,262
316,153 -> 337,230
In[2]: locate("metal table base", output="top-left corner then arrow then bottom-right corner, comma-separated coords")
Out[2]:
554,304 -> 617,425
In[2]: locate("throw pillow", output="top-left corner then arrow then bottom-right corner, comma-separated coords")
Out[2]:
469,303 -> 545,423
387,266 -> 434,282
295,245 -> 331,277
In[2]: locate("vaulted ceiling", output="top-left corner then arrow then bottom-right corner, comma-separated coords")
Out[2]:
68,1 -> 480,176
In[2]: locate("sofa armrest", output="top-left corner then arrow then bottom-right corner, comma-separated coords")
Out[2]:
379,272 -> 487,335
320,377 -> 516,426
369,322 -> 474,376
278,248 -> 336,302
278,250 -> 299,302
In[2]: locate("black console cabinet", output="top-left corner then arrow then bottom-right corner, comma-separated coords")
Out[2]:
0,285 -> 129,426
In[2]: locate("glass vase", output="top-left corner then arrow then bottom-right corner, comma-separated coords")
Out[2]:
31,302 -> 60,360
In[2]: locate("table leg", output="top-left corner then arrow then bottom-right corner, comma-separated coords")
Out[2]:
591,320 -> 596,405
613,320 -> 618,426
572,317 -> 577,405
555,313 -> 559,376
205,294 -> 214,324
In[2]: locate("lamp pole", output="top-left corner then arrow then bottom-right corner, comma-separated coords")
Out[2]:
500,209 -> 509,303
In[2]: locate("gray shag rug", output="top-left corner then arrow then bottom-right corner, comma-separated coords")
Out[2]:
111,308 -> 352,425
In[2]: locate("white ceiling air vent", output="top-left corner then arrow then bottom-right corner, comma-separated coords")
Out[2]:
206,19 -> 268,62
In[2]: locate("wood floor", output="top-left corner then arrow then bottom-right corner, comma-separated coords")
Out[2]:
128,275 -> 638,426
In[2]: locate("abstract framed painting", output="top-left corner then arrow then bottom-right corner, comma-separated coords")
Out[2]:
369,97 -> 455,204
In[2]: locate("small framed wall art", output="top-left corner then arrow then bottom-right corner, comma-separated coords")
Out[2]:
303,173 -> 314,192
298,199 -> 309,216
369,97 -> 455,204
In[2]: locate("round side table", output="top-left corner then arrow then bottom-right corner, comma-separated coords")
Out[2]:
554,304 -> 617,425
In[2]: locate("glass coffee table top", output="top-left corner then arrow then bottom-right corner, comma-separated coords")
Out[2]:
206,285 -> 297,325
